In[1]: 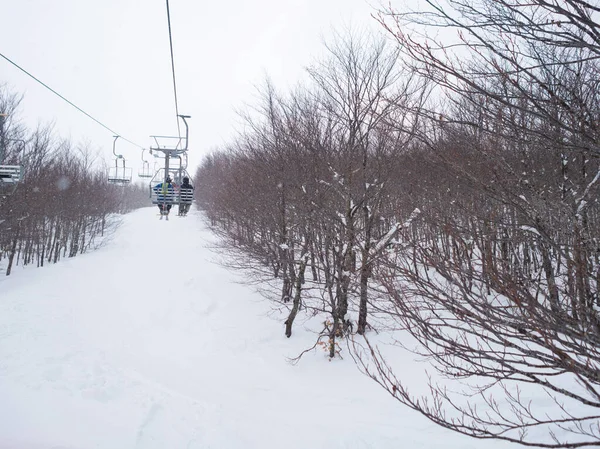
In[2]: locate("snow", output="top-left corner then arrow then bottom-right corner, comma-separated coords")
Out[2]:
520,225 -> 541,236
0,207 -> 510,449
576,166 -> 600,218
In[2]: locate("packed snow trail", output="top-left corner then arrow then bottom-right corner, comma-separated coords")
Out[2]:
0,207 -> 505,449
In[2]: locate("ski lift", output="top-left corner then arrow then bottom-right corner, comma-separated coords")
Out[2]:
107,135 -> 132,184
0,165 -> 23,185
0,164 -> 23,198
171,154 -> 193,205
0,114 -> 24,195
149,115 -> 193,206
138,149 -> 153,178
179,176 -> 194,206
149,168 -> 193,206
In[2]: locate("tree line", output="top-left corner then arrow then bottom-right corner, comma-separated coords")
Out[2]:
194,1 -> 600,447
0,87 -> 148,276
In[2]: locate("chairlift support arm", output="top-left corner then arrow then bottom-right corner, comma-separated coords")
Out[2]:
112,135 -> 123,159
179,114 -> 190,151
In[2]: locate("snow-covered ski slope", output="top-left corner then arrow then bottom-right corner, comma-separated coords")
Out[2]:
0,207 -> 508,449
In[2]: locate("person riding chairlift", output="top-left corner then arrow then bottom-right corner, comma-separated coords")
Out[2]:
178,177 -> 194,216
154,176 -> 175,218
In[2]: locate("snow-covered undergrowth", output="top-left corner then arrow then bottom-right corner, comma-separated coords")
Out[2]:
0,207 -> 513,449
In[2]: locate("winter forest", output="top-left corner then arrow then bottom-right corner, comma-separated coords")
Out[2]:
3,0 -> 600,447
0,89 -> 148,275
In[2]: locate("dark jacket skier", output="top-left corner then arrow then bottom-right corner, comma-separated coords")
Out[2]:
178,177 -> 194,216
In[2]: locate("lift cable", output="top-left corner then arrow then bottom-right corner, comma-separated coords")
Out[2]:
0,52 -> 145,150
165,0 -> 182,141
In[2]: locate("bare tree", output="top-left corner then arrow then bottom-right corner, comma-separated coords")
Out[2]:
0,85 -> 146,275
345,1 -> 600,446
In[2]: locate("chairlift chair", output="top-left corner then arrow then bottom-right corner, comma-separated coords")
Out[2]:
137,149 -> 153,178
138,162 -> 152,178
108,158 -> 133,184
148,115 -> 193,208
0,164 -> 23,197
0,165 -> 23,184
179,179 -> 194,206
107,136 -> 132,184
0,117 -> 25,195
0,150 -> 25,197
149,169 -> 177,206
149,168 -> 193,206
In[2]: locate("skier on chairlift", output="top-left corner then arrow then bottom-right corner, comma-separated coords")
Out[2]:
154,176 -> 175,219
178,176 -> 194,216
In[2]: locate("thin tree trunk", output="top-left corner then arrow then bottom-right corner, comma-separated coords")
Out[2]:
285,257 -> 307,338
540,242 -> 560,313
6,235 -> 19,276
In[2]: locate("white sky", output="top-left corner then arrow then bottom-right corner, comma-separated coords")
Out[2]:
1,0 -> 384,177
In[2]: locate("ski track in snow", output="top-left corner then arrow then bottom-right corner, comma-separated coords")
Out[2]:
0,207 -> 509,449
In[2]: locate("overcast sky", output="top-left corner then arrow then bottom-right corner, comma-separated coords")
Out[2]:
1,0 -> 386,177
